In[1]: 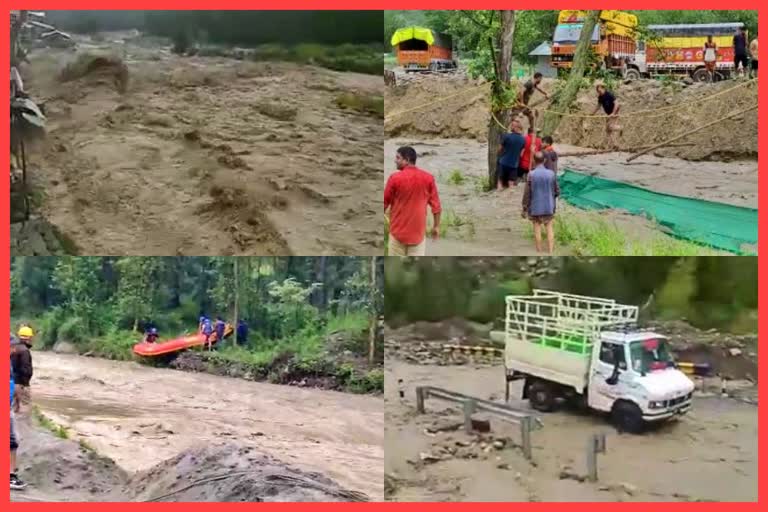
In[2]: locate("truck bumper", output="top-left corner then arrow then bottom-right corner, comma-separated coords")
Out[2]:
642,401 -> 692,422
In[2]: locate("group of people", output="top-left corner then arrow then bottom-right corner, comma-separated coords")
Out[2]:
142,316 -> 249,349
10,324 -> 35,491
704,27 -> 758,81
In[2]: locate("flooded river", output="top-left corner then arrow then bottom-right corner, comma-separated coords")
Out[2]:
29,352 -> 384,500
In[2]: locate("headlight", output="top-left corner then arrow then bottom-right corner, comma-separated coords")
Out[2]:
649,400 -> 666,409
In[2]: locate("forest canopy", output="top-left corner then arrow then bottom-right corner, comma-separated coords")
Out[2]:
384,257 -> 757,335
45,10 -> 383,46
11,257 -> 383,392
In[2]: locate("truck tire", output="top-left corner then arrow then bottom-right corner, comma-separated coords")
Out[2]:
692,68 -> 710,83
528,380 -> 557,412
624,68 -> 641,80
611,401 -> 645,434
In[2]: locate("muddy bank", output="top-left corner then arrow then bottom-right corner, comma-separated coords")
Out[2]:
25,352 -> 384,500
12,418 -> 367,502
169,348 -> 383,394
384,358 -> 757,502
385,74 -> 758,161
384,138 -> 746,255
16,33 -> 382,255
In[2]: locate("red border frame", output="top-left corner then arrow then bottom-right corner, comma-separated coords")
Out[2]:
3,2 -> 764,508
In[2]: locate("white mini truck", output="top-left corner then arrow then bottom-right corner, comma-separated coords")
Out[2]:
504,290 -> 694,433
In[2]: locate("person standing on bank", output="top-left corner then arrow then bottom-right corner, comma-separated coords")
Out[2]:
497,119 -> 526,189
733,26 -> 749,77
384,146 -> 442,257
592,84 -> 621,149
10,326 -> 33,416
522,152 -> 560,255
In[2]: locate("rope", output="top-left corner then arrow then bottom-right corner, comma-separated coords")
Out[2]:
535,77 -> 757,120
384,82 -> 489,122
385,77 -> 756,125
490,78 -> 757,133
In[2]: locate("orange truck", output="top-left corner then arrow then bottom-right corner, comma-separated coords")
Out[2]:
551,10 -> 639,71
627,23 -> 744,81
551,10 -> 745,81
391,26 -> 457,72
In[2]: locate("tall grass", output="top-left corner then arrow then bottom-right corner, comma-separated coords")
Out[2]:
542,214 -> 717,256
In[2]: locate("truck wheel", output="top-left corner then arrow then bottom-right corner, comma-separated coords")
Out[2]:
528,380 -> 556,412
624,68 -> 641,80
611,401 -> 645,434
692,68 -> 710,83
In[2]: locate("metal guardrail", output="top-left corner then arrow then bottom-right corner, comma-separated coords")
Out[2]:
415,386 -> 542,461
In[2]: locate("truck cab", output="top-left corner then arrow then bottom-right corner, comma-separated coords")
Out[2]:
588,331 -> 694,430
504,290 -> 694,433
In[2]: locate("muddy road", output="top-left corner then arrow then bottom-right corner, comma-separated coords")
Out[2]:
23,352 -> 384,501
18,34 -> 382,255
385,138 -> 752,255
384,359 -> 757,502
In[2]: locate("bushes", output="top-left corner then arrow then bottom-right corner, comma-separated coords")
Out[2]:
247,43 -> 381,75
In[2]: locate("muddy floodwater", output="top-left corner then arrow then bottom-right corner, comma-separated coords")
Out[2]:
18,34 -> 383,255
384,138 -> 756,256
385,360 -> 757,502
29,352 -> 384,500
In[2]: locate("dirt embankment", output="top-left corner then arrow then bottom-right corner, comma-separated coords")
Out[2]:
15,34 -> 383,255
385,73 -> 758,161
383,321 -> 757,502
12,419 -> 367,502
14,352 -> 384,501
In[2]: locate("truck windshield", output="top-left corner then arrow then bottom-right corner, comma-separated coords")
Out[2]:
629,338 -> 674,374
553,24 -> 599,44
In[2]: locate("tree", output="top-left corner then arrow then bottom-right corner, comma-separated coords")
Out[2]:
541,10 -> 601,137
487,11 -> 516,188
52,257 -> 102,329
368,257 -> 377,364
115,257 -> 160,331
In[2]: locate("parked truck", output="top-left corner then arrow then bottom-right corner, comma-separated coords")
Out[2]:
551,10 -> 744,81
390,26 -> 457,73
551,10 -> 639,72
625,22 -> 743,81
504,290 -> 694,433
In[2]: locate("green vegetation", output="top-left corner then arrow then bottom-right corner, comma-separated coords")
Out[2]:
428,210 -> 476,240
385,257 -> 757,334
46,11 -> 382,76
12,257 -> 383,393
447,169 -> 466,185
385,10 -> 757,79
247,43 -> 381,75
531,214 -> 716,256
33,406 -> 69,439
335,93 -> 384,118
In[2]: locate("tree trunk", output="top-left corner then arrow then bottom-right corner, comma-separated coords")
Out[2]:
233,257 -> 239,346
542,10 -> 601,137
487,10 -> 516,189
368,257 -> 377,365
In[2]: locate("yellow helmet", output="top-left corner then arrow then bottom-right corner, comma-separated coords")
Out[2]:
18,325 -> 34,341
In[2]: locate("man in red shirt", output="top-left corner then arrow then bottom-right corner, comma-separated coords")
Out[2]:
384,146 -> 442,256
517,129 -> 542,185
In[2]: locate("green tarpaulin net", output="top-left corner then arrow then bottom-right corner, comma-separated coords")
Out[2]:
558,169 -> 758,254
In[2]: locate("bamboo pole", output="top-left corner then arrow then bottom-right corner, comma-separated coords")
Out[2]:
626,104 -> 757,162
